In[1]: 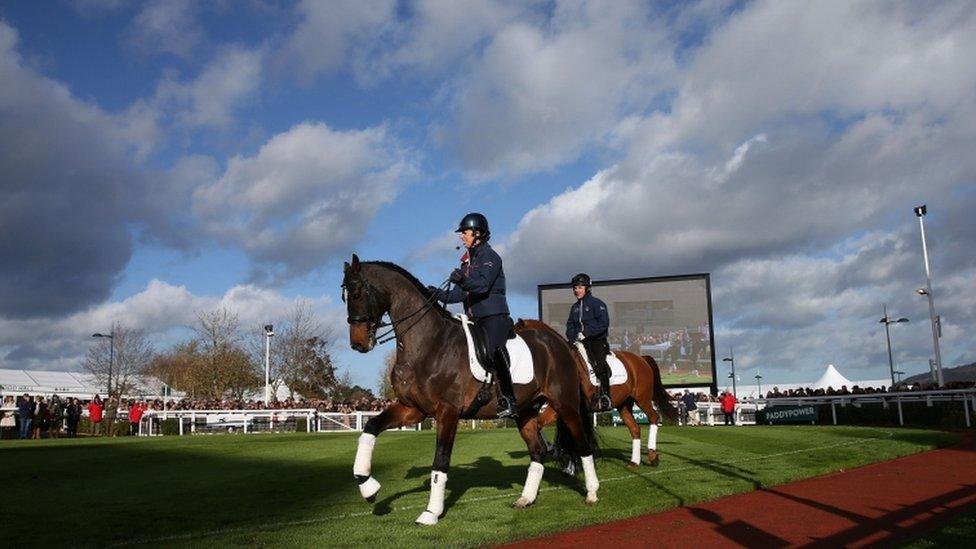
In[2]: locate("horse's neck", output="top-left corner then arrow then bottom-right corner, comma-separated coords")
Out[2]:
385,281 -> 454,348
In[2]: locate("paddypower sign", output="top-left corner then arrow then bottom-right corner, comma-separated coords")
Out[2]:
765,405 -> 818,424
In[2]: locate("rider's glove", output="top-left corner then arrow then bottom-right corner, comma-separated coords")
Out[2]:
449,269 -> 465,284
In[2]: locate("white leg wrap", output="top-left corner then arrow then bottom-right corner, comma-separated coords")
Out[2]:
648,424 -> 659,450
581,455 -> 599,498
358,476 -> 381,500
416,470 -> 448,525
520,461 -> 545,503
630,439 -> 641,464
353,433 -> 376,477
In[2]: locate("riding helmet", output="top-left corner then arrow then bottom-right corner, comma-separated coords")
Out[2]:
456,212 -> 490,236
571,273 -> 592,287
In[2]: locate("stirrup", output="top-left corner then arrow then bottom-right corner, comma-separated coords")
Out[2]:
497,396 -> 519,419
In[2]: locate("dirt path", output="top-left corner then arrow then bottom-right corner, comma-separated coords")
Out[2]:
502,432 -> 976,548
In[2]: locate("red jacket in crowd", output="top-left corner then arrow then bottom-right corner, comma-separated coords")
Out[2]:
88,400 -> 103,423
720,393 -> 737,413
129,403 -> 145,423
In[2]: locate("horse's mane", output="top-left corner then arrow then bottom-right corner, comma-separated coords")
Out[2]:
364,261 -> 455,321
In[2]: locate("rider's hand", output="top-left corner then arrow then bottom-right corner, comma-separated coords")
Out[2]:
449,269 -> 465,284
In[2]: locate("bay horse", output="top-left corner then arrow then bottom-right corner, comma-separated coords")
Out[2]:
540,351 -> 676,468
342,255 -> 599,525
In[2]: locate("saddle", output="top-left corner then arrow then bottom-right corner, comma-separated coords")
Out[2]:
468,318 -> 517,372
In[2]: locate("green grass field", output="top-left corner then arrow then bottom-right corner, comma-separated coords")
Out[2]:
1,426 -> 957,548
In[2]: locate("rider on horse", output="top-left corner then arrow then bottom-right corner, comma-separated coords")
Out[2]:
429,213 -> 519,419
566,273 -> 613,411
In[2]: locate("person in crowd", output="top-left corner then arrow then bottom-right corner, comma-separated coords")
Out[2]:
429,212 -> 518,418
88,395 -> 104,436
720,391 -> 737,425
32,396 -> 49,439
65,398 -> 80,437
17,393 -> 33,439
104,395 -> 118,437
49,395 -> 64,439
128,400 -> 146,436
566,273 -> 612,411
681,390 -> 699,425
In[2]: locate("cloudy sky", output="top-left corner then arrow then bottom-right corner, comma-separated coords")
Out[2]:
2,0 -> 974,391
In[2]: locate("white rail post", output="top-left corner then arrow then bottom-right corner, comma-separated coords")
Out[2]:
964,396 -> 971,428
179,415 -> 184,436
244,415 -> 249,434
897,398 -> 904,426
191,411 -> 196,433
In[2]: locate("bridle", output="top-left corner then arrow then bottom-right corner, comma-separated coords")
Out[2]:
342,275 -> 451,345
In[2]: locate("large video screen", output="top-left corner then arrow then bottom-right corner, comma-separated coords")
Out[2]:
538,274 -> 716,388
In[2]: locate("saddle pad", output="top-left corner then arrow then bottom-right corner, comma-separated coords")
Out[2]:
574,342 -> 629,386
456,314 -> 534,385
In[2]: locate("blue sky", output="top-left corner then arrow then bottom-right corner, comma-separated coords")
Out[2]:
2,1 -> 974,392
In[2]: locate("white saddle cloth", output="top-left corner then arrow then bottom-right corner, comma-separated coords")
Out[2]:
574,342 -> 629,386
456,314 -> 534,385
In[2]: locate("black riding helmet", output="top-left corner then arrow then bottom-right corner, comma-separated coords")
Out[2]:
456,212 -> 490,240
571,273 -> 591,287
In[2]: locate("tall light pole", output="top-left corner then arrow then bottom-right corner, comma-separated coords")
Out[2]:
879,304 -> 909,389
722,347 -> 736,399
914,205 -> 945,387
92,332 -> 114,397
264,324 -> 274,405
754,373 -> 763,398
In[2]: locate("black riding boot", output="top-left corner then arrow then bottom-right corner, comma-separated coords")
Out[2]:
493,347 -> 519,419
596,369 -> 613,411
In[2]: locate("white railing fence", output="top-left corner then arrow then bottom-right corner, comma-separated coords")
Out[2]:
139,409 -> 422,436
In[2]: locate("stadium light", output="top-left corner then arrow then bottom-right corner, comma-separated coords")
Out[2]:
914,205 -> 945,387
722,347 -> 736,399
264,324 -> 274,406
92,332 -> 114,398
879,305 -> 909,388
754,373 -> 763,397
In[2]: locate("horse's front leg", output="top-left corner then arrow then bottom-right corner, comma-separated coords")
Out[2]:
513,416 -> 548,508
416,404 -> 460,526
354,402 -> 423,503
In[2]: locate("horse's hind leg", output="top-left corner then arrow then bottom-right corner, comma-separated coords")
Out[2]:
636,394 -> 661,467
354,403 -> 423,503
513,417 -> 548,508
617,402 -> 643,468
416,405 -> 460,526
553,403 -> 600,505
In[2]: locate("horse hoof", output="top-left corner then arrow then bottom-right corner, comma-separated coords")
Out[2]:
512,496 -> 535,509
647,452 -> 660,467
415,510 -> 439,525
627,461 -> 639,469
585,492 -> 599,505
359,476 -> 381,502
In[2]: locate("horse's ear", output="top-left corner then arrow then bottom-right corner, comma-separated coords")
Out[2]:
351,254 -> 361,272
343,261 -> 350,273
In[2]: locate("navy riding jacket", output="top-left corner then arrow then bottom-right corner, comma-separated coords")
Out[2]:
566,292 -> 609,342
435,242 -> 509,319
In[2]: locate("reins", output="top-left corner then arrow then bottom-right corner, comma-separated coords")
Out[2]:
344,275 -> 452,345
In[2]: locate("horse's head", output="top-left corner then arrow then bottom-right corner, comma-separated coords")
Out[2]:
342,254 -> 390,353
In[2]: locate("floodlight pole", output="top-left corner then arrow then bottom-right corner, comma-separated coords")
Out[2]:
880,305 -> 908,389
264,324 -> 274,405
915,205 -> 945,387
755,373 -> 763,397
723,347 -> 737,399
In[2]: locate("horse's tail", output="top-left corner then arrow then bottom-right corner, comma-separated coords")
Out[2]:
554,379 -> 599,471
644,355 -> 679,423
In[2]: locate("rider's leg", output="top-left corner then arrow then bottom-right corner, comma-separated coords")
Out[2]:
494,346 -> 519,419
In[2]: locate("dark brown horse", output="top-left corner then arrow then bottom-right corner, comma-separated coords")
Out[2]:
342,255 -> 599,525
540,350 -> 676,468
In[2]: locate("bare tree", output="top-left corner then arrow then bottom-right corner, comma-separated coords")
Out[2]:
279,300 -> 336,399
84,322 -> 155,397
193,308 -> 260,400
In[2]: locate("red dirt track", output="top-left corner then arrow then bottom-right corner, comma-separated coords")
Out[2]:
503,432 -> 976,548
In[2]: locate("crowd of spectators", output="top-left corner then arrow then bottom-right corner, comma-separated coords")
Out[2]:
1,393 -> 396,439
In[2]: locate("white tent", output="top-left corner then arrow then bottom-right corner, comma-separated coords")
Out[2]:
810,364 -> 853,390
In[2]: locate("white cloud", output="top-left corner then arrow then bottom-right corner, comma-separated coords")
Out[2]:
124,0 -> 204,59
193,121 -> 410,282
500,1 -> 976,381
155,45 -> 265,129
0,279 -> 341,371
